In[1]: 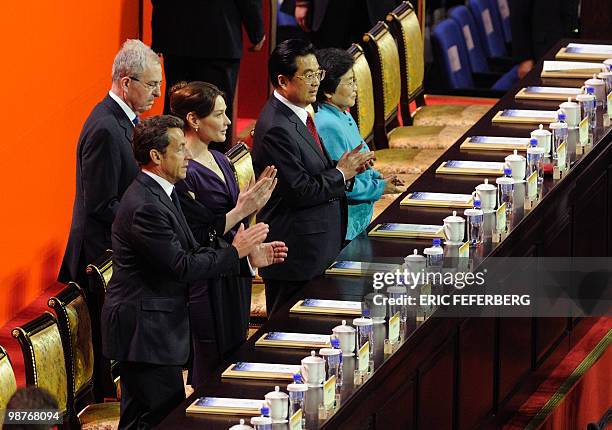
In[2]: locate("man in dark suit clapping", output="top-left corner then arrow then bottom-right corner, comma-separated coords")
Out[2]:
252,39 -> 375,316
101,115 -> 287,429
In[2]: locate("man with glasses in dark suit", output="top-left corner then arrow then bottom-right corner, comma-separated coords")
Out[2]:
252,39 -> 375,316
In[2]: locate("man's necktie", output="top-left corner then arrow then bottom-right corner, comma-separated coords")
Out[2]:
132,116 -> 140,126
306,113 -> 324,153
170,189 -> 181,212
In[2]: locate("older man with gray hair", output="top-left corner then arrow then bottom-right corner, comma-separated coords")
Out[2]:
58,38 -> 162,399
59,39 -> 161,287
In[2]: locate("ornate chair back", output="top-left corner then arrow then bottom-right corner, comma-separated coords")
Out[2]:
48,282 -> 95,417
12,312 -> 69,419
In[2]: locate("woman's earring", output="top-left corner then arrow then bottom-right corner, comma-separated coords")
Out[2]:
195,126 -> 199,132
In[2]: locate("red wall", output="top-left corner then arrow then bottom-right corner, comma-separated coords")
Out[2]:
0,1 -> 144,327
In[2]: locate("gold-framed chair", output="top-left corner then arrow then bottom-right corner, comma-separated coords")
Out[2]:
226,142 -> 255,191
12,312 -> 70,426
385,1 -> 491,128
0,345 -> 17,425
85,250 -> 119,402
48,282 -> 120,429
361,20 -> 474,151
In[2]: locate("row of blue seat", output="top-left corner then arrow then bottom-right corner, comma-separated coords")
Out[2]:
431,0 -> 518,91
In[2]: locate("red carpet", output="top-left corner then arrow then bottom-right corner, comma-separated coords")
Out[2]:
503,317 -> 611,429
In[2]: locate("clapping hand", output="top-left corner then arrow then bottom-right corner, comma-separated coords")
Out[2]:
249,241 -> 289,268
231,223 -> 269,258
337,144 -> 376,180
235,165 -> 277,217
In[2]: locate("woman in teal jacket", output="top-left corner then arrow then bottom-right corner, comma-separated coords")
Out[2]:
314,48 -> 401,240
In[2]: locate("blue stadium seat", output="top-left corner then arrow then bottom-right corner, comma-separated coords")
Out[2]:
432,18 -> 518,91
468,0 -> 507,58
448,6 -> 489,73
431,19 -> 475,90
490,0 -> 512,44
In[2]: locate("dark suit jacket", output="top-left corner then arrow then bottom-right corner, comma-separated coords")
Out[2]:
252,96 -> 348,281
151,0 -> 264,59
510,0 -> 579,62
281,0 -> 399,32
101,173 -> 241,365
58,95 -> 139,284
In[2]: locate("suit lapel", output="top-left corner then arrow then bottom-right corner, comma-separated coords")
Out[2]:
103,94 -> 134,142
272,97 -> 330,167
139,174 -> 197,248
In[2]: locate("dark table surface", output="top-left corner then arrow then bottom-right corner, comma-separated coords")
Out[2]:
159,39 -> 612,429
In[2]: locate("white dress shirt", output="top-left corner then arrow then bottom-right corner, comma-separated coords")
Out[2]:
273,90 -> 346,182
109,90 -> 138,125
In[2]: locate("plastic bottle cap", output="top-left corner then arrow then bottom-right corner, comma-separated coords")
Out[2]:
557,111 -> 566,120
260,406 -> 270,416
362,308 -> 371,317
293,373 -> 303,383
587,87 -> 595,94
504,167 -> 512,176
473,199 -> 481,208
530,138 -> 538,147
330,338 -> 340,348
432,238 -> 441,246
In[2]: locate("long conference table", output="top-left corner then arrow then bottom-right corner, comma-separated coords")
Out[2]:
160,39 -> 612,429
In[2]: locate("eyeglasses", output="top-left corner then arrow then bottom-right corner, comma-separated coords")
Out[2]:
129,76 -> 162,91
294,69 -> 326,84
339,78 -> 357,88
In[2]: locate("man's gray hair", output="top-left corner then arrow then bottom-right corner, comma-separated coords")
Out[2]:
111,39 -> 160,82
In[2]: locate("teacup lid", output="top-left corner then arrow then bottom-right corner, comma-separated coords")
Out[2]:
404,249 -> 426,262
387,285 -> 408,294
559,97 -> 578,108
549,121 -> 567,129
531,124 -> 552,136
333,320 -> 356,333
585,73 -> 604,84
265,385 -> 289,400
287,382 -> 309,392
319,347 -> 341,356
496,176 -> 514,185
443,210 -> 464,224
423,243 -> 443,256
576,93 -> 595,102
598,71 -> 612,78
230,419 -> 254,430
302,350 -> 324,363
505,149 -> 525,162
527,145 -> 545,155
476,178 -> 496,191
464,207 -> 483,216
251,416 -> 273,425
603,59 -> 612,66
352,316 -> 373,326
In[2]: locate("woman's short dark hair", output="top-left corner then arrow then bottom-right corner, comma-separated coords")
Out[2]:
169,81 -> 226,124
132,115 -> 184,166
269,39 -> 316,87
315,48 -> 354,103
